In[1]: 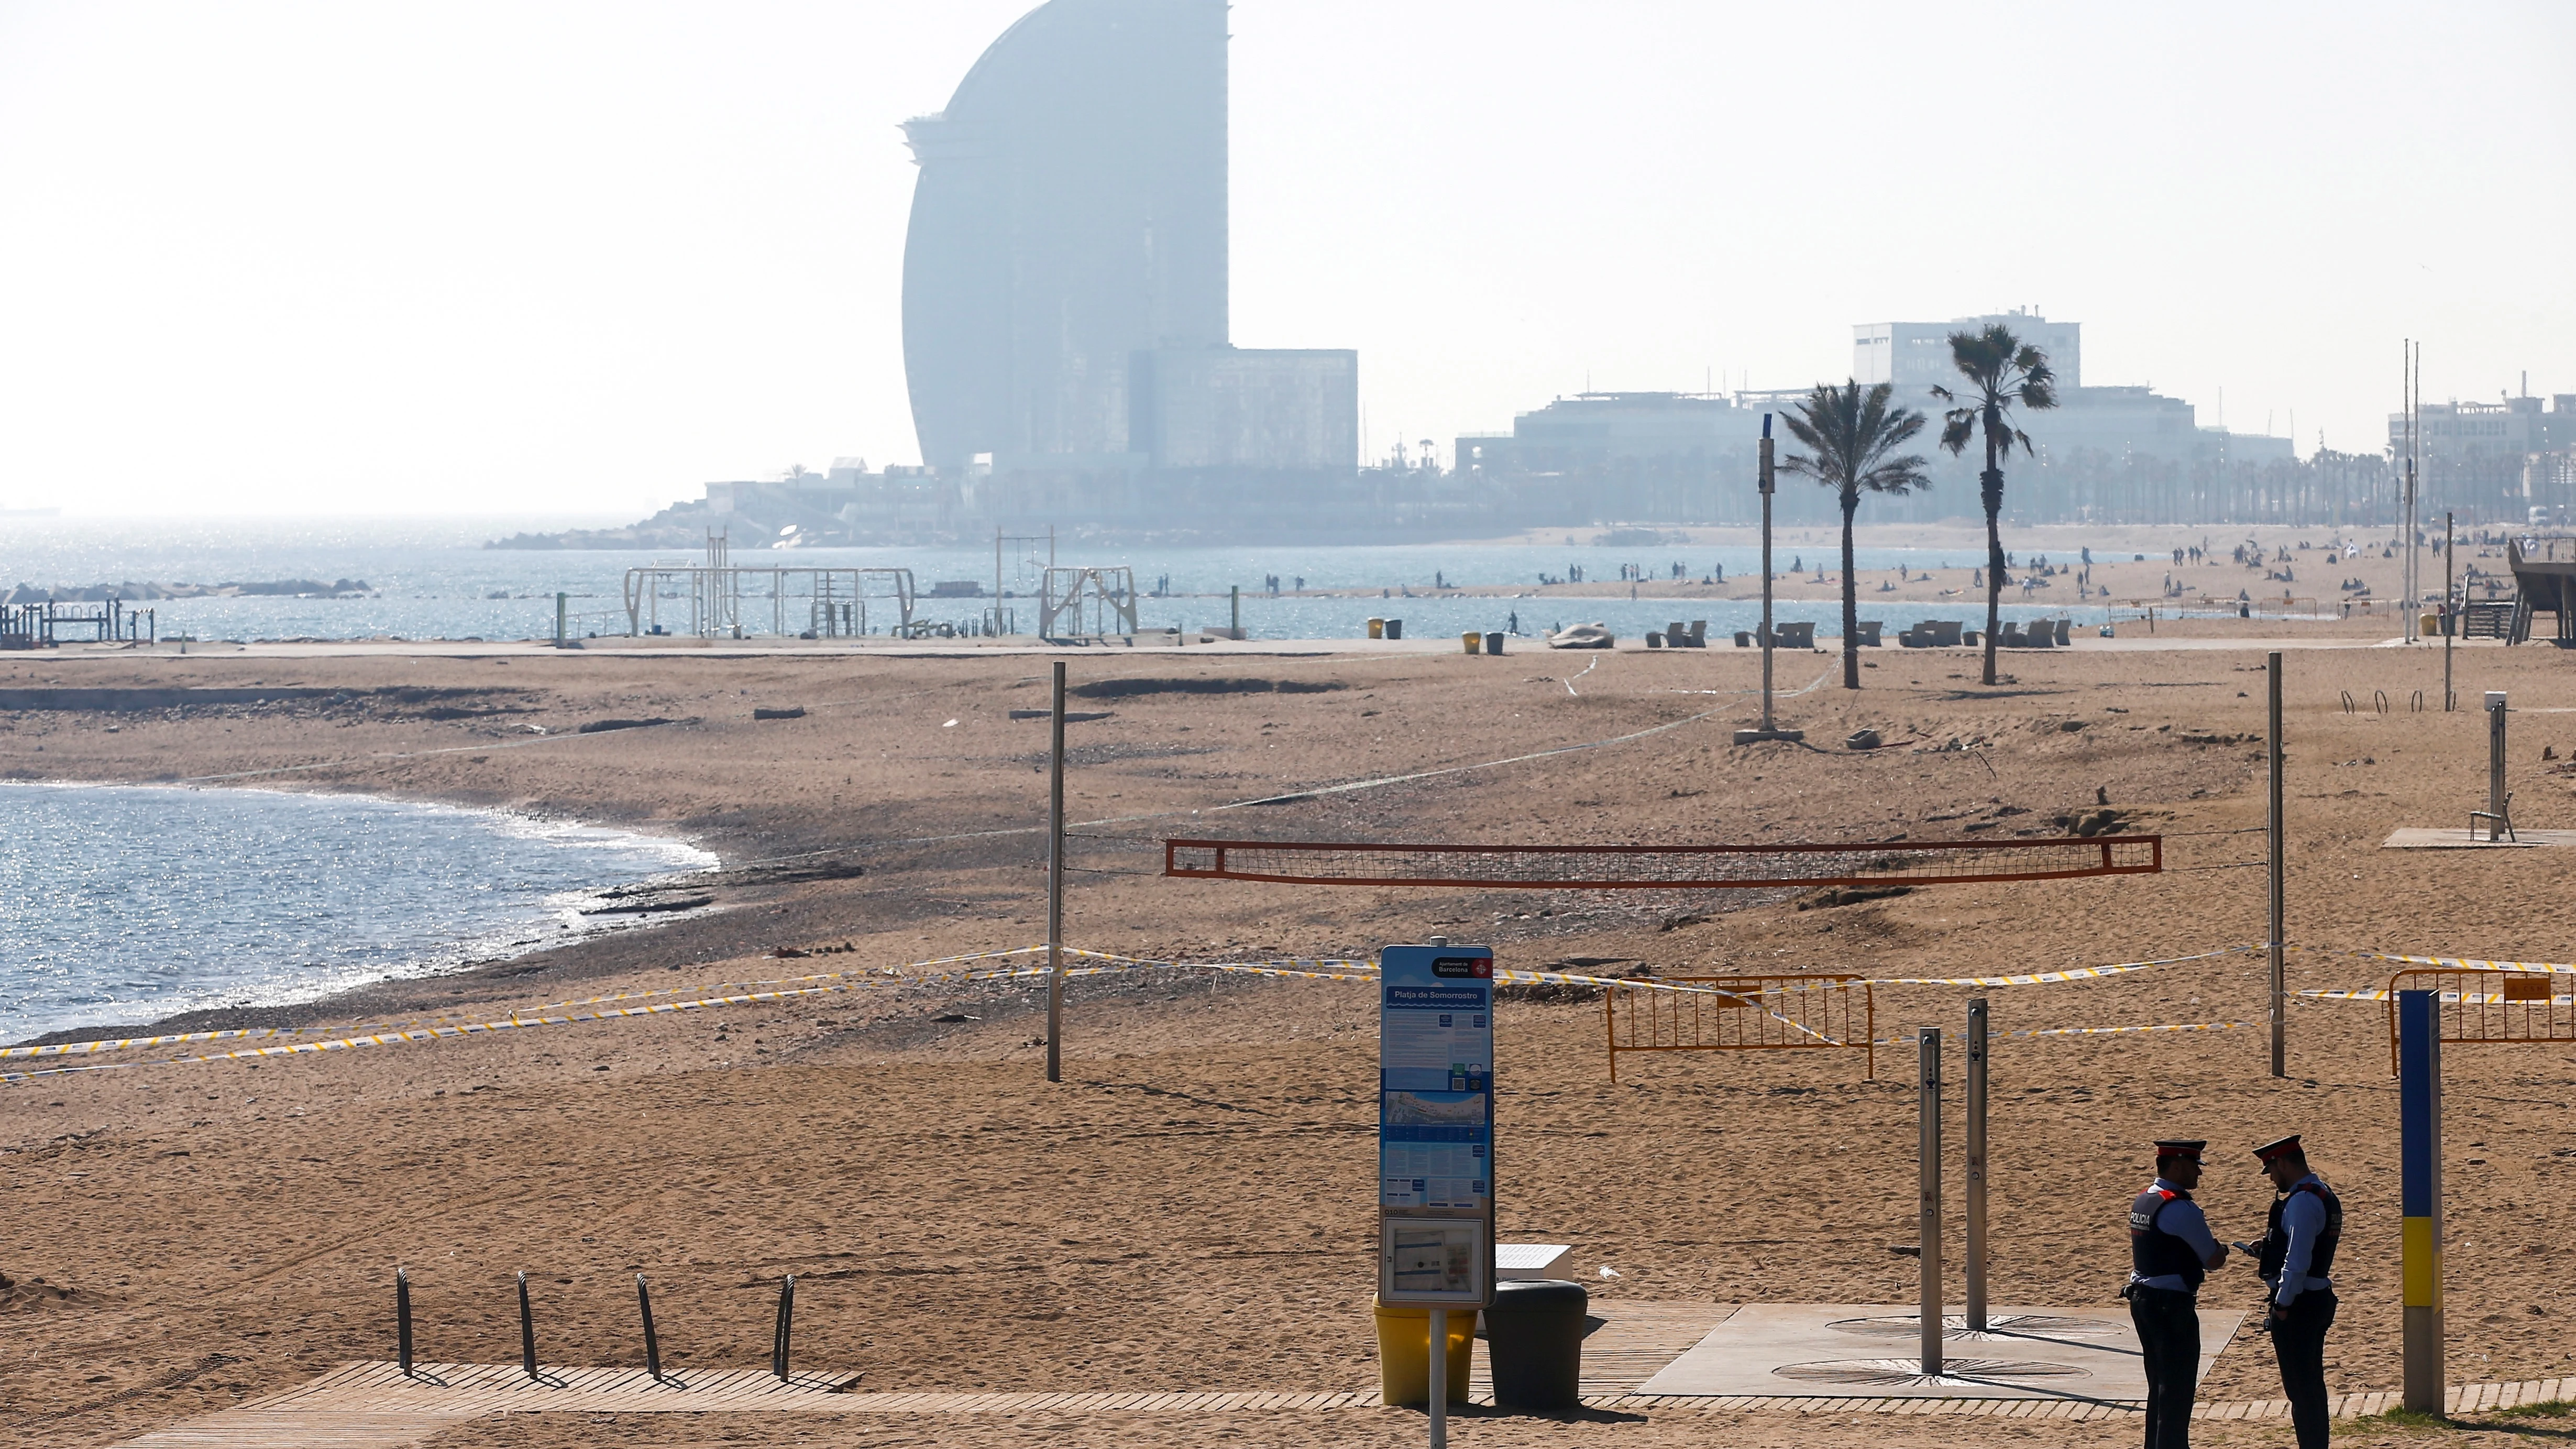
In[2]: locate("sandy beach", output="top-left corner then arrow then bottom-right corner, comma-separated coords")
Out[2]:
6,616 -> 2576,1447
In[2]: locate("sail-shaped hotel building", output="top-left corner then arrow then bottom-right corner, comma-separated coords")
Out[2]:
900,0 -> 1355,493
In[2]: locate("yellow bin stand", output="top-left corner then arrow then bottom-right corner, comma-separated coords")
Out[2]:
1373,1298 -> 1473,1406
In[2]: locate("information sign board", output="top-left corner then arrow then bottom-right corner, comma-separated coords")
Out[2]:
1378,942 -> 1494,1307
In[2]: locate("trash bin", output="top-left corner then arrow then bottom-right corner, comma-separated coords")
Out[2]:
1484,632 -> 1506,656
1372,1298 -> 1472,1407
1367,617 -> 1385,640
1385,618 -> 1403,640
1462,631 -> 1483,654
1483,1279 -> 1587,1411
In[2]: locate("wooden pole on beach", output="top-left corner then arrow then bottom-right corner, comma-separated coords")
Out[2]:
1760,419 -> 1776,730
1918,1027 -> 1944,1376
1047,661 -> 1067,1083
2443,512 -> 2456,710
2268,651 -> 2286,1078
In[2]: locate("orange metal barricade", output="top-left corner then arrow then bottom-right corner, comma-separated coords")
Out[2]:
2383,966 -> 2576,1075
1604,973 -> 1874,1082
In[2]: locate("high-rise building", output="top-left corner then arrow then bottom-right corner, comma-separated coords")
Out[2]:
900,0 -> 1353,485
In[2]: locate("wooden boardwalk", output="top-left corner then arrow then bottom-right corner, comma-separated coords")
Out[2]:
108,1307 -> 2576,1446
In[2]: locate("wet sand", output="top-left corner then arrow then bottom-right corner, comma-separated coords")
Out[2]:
5,623 -> 2576,1446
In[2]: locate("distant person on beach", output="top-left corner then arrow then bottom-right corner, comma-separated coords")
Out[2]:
2128,1138 -> 2230,1449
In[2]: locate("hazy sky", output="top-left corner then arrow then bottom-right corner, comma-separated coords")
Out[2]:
3,1 -> 2570,518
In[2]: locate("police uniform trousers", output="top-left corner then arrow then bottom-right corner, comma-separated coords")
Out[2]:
2129,1285 -> 2201,1449
2273,1291 -> 2337,1449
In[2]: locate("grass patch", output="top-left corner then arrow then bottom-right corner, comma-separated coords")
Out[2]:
2343,1407 -> 2454,1433
2498,1400 -> 2576,1420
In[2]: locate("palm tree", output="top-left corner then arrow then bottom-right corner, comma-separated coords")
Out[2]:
1932,324 -> 2057,686
1781,381 -> 1930,689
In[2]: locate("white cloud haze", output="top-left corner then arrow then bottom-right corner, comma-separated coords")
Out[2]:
1,1 -> 2569,517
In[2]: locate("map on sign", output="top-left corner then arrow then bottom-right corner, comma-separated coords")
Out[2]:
1378,943 -> 1493,1307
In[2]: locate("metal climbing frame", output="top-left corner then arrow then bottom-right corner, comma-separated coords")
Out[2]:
621,566 -> 915,639
1039,567 -> 1140,640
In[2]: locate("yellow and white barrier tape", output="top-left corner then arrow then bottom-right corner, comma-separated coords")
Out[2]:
2349,951 -> 2576,975
2302,987 -> 2575,1006
4,939 -> 2271,1084
1866,945 -> 2258,988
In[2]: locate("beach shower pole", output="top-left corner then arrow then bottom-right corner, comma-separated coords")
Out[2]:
1735,415 -> 1799,744
1047,661 -> 1067,1083
1964,1000 -> 1988,1332
2487,691 -> 2509,840
637,1275 -> 663,1384
2268,651 -> 2286,1078
772,1274 -> 796,1382
396,1267 -> 413,1378
1919,1026 -> 1944,1376
516,1271 -> 538,1382
1231,585 -> 1241,640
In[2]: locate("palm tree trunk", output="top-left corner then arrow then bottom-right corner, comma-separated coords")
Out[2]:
1981,432 -> 2005,687
1841,486 -> 1861,689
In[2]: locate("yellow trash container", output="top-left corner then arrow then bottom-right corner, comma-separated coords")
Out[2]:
1367,617 -> 1386,640
1373,1298 -> 1473,1407
1461,631 -> 1483,655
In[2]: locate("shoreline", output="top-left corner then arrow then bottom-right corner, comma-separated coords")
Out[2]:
0,781 -> 722,1051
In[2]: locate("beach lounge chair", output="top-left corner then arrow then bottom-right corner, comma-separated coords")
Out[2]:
1854,621 -> 1883,647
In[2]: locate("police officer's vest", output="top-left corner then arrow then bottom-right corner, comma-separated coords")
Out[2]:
2130,1185 -> 2206,1290
2258,1178 -> 2343,1283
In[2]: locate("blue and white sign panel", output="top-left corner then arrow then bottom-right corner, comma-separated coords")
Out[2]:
1378,942 -> 1494,1307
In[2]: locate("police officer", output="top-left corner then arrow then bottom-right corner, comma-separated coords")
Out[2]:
2243,1135 -> 2341,1449
2128,1139 -> 2229,1449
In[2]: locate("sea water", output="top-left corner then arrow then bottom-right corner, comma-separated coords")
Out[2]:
0,783 -> 713,1044
1,517 -> 2121,643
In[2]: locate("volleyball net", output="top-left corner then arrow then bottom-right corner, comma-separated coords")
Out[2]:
1162,834 -> 2160,891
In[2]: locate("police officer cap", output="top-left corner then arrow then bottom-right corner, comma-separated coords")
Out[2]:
2153,1139 -> 2207,1161
2253,1134 -> 2304,1163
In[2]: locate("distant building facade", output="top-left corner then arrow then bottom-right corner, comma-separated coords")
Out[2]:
1449,316 -> 2380,530
898,0 -> 1356,517
2389,392 -> 2576,525
1855,310 -> 2083,392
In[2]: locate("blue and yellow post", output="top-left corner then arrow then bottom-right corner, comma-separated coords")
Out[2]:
2399,988 -> 2444,1413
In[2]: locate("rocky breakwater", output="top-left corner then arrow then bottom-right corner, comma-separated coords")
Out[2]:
3,578 -> 374,603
